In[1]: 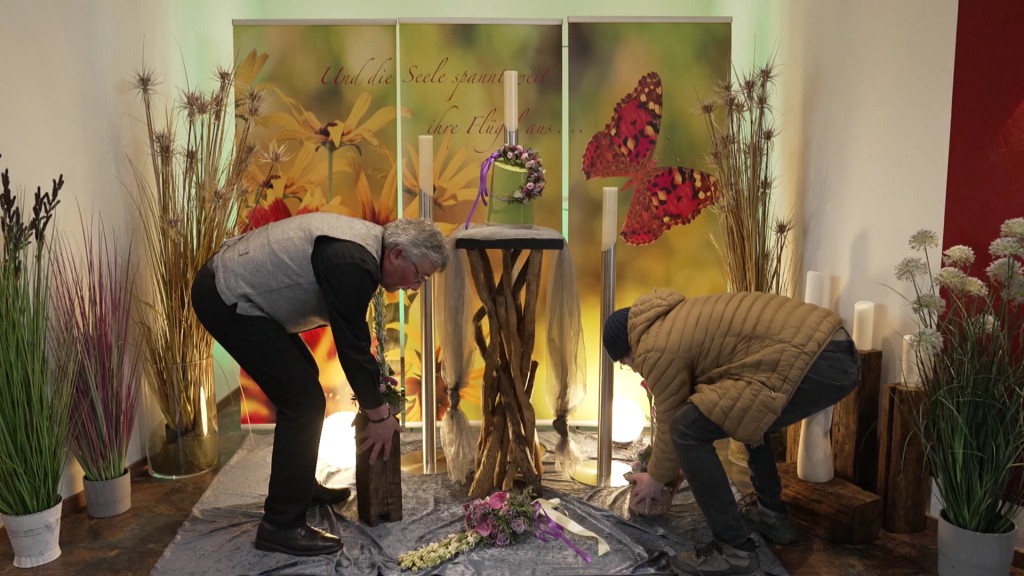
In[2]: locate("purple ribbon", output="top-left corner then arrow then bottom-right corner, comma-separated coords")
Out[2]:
464,153 -> 499,230
532,502 -> 592,563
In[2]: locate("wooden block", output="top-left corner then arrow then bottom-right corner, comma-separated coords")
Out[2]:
832,349 -> 882,491
355,415 -> 403,526
785,424 -> 801,464
778,462 -> 882,544
881,384 -> 929,533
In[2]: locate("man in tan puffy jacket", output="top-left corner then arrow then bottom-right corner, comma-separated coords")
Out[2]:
602,290 -> 860,576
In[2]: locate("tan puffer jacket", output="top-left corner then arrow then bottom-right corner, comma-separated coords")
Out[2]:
629,290 -> 842,485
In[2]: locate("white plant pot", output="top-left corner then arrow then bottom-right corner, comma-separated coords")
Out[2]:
83,469 -> 132,518
937,511 -> 1015,576
0,498 -> 62,568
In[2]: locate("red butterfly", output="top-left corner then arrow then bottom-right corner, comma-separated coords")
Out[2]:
582,71 -> 719,246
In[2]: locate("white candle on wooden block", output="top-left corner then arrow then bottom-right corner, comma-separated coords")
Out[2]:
418,135 -> 433,200
601,187 -> 618,251
805,271 -> 826,308
852,301 -> 875,350
902,334 -> 921,387
503,70 -> 518,132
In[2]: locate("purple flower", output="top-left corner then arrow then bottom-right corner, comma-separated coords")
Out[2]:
510,516 -> 527,534
494,530 -> 511,547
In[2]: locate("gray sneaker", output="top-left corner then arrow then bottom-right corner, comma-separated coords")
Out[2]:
669,540 -> 761,576
738,492 -> 797,545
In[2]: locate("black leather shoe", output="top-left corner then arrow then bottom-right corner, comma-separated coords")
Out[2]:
311,483 -> 352,506
254,521 -> 342,556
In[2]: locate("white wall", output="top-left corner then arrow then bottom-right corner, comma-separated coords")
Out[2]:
1,0 -> 959,506
781,0 -> 958,382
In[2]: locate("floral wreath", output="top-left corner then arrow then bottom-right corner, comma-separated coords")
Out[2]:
490,143 -> 545,203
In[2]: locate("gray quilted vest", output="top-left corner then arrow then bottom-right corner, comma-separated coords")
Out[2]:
209,213 -> 383,332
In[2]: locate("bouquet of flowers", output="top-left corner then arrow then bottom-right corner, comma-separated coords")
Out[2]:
398,489 -> 607,572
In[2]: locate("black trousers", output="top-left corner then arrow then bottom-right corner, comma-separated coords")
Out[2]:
191,264 -> 325,529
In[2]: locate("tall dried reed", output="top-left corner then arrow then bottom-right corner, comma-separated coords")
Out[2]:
129,66 -> 262,434
700,59 -> 793,295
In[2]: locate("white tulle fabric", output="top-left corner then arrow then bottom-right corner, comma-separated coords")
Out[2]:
436,245 -> 478,483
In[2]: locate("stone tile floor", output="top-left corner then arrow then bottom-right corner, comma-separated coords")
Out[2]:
1,394 -> 1020,575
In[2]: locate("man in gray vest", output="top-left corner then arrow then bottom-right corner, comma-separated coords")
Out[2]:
191,213 -> 448,556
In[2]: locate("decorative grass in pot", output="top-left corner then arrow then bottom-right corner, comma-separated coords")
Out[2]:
893,223 -> 1024,575
0,154 -> 75,567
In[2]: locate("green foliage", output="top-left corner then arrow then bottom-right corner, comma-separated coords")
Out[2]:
0,155 -> 75,516
894,222 -> 1024,533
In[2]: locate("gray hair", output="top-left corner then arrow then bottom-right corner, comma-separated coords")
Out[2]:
382,218 -> 449,271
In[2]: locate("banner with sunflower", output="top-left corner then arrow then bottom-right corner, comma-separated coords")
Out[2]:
231,21 -> 401,425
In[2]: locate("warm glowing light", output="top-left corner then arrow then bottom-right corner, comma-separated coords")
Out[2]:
317,411 -> 357,471
611,398 -> 645,444
571,459 -> 632,487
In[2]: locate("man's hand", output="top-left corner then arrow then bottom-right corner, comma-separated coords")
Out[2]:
357,404 -> 400,463
629,471 -> 664,506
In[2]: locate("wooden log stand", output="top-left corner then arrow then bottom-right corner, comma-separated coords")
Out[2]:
876,382 -> 929,533
354,413 -> 402,526
454,226 -> 564,499
832,349 -> 882,491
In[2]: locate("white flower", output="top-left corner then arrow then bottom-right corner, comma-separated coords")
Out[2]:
910,328 -> 943,356
934,267 -> 974,294
989,237 -> 1024,259
912,293 -> 945,320
986,256 -> 1022,285
895,257 -> 929,281
963,276 -> 988,298
909,229 -> 939,251
1000,217 -> 1024,240
942,245 -> 975,267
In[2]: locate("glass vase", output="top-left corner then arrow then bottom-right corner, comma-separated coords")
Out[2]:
143,356 -> 219,479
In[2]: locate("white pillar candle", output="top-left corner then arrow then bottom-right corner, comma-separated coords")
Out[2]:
504,70 -> 518,132
601,187 -> 618,251
418,135 -> 433,200
902,334 -> 921,387
852,301 -> 875,350
805,271 -> 826,308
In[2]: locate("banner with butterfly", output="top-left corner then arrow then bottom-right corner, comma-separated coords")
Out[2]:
567,18 -> 731,421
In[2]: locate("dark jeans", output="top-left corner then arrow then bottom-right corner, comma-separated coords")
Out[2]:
669,332 -> 861,546
191,264 -> 324,529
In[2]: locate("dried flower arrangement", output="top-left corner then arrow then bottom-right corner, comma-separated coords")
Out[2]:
129,64 -> 263,475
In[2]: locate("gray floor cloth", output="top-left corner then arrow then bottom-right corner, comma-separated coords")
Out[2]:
151,429 -> 790,576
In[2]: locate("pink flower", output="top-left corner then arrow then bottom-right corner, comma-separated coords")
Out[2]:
474,516 -> 493,537
486,491 -> 509,510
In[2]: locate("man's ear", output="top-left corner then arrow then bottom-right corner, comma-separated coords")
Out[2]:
388,246 -> 404,261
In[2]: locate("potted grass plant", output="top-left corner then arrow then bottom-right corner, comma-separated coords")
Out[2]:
0,154 -> 75,568
128,64 -> 261,478
50,219 -> 141,518
894,223 -> 1024,576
